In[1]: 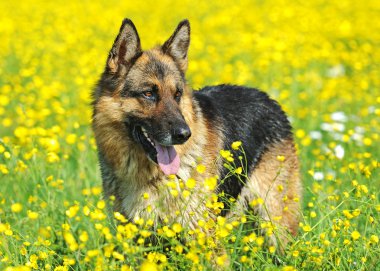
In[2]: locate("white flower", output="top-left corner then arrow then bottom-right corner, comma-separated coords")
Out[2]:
368,106 -> 376,113
334,145 -> 344,159
321,123 -> 333,132
327,64 -> 345,78
321,122 -> 345,132
313,172 -> 324,181
332,123 -> 345,132
354,126 -> 365,134
352,133 -> 363,142
331,111 -> 347,122
309,131 -> 322,140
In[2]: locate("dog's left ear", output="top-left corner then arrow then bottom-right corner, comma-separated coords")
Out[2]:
162,20 -> 190,73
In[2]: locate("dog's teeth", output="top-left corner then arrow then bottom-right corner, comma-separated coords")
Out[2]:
141,127 -> 155,146
147,137 -> 155,146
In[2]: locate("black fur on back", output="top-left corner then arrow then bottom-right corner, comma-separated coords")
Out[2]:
193,85 -> 293,209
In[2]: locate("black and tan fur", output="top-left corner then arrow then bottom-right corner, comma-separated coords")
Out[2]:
92,19 -> 302,249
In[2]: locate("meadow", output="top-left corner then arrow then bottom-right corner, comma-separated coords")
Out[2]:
0,0 -> 379,270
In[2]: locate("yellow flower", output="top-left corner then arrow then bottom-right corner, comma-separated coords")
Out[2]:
343,239 -> 351,245
27,210 -> 39,220
175,245 -> 184,254
256,236 -> 265,246
302,224 -> 312,232
370,235 -> 379,244
79,231 -> 89,243
46,152 -> 60,163
11,203 -> 23,213
63,257 -> 76,266
170,189 -> 179,197
163,226 -> 175,238
112,251 -> 125,261
172,223 -> 182,233
276,155 -> 285,162
250,197 -> 264,207
65,134 -> 77,145
65,205 -> 79,218
231,141 -> 242,150
363,137 -> 372,146
182,190 -> 190,198
38,227 -> 51,239
87,249 -> 100,258
351,230 -> 361,240
0,164 -> 9,174
295,129 -> 305,138
121,265 -> 132,271
204,176 -> 217,190
14,126 -> 29,138
216,254 -> 228,266
220,149 -> 232,159
3,152 -> 11,159
63,232 -> 78,251
83,206 -> 90,216
97,200 -> 106,209
283,266 -> 297,271
196,164 -> 206,174
234,167 -> 243,174
20,246 -> 27,256
91,186 -> 102,195
186,178 -> 196,189
140,260 -> 158,271
140,230 -> 151,238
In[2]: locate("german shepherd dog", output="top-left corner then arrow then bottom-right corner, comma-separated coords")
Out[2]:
92,19 -> 302,249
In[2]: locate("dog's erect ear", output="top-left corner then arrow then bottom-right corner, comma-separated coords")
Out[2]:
107,19 -> 142,73
162,20 -> 190,72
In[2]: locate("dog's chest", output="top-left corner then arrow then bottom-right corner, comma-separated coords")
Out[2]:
117,151 -> 213,227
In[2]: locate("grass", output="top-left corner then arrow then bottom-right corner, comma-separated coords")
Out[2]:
0,0 -> 379,270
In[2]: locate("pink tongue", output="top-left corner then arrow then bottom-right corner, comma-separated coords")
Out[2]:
155,141 -> 180,175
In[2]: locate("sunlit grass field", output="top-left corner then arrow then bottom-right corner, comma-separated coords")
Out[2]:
1,0 -> 379,270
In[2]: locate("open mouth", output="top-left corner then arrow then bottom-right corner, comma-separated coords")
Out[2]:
132,126 -> 180,175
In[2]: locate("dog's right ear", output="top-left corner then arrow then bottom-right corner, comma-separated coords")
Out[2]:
107,19 -> 142,73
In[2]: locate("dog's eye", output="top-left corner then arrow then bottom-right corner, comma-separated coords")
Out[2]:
142,91 -> 155,100
174,90 -> 182,101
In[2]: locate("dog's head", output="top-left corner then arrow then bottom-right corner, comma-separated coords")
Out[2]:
93,19 -> 192,175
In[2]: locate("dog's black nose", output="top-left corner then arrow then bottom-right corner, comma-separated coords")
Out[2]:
172,126 -> 191,144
